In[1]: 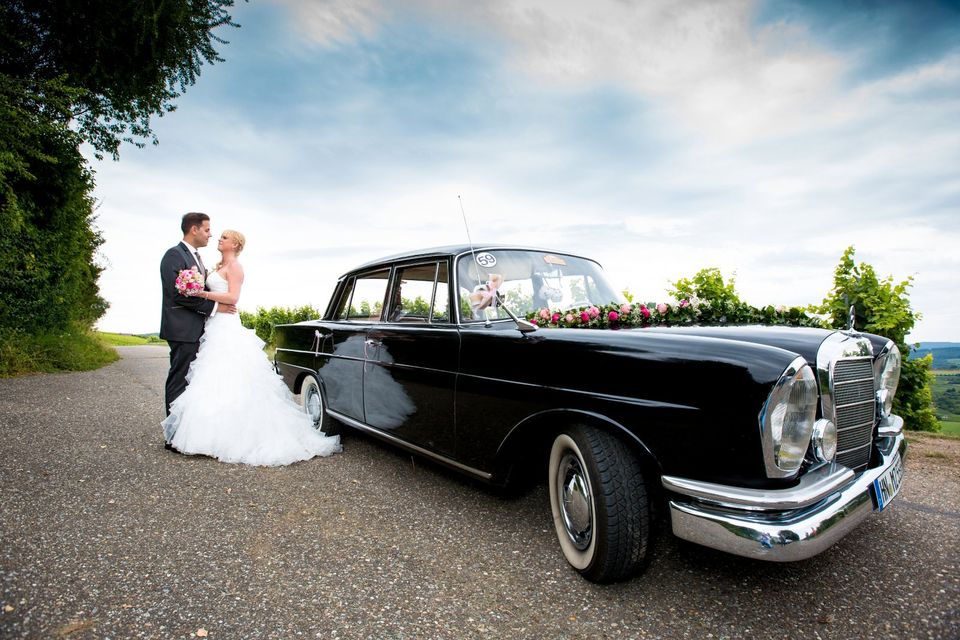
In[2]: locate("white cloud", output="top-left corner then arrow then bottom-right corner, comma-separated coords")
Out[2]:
91,1 -> 960,344
272,0 -> 384,46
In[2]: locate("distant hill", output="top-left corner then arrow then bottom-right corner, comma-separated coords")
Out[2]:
910,343 -> 960,370
916,342 -> 960,350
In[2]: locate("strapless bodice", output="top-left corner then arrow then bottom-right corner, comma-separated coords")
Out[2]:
207,270 -> 229,293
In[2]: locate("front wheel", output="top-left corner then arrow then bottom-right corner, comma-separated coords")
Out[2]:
548,425 -> 651,582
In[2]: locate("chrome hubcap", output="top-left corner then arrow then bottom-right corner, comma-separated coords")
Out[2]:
305,385 -> 322,427
558,452 -> 592,550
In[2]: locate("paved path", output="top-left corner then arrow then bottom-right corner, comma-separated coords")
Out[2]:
1,347 -> 957,639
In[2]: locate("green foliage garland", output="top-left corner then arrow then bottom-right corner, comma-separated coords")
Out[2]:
525,267 -> 819,330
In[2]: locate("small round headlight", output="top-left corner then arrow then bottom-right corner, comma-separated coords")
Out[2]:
811,419 -> 837,463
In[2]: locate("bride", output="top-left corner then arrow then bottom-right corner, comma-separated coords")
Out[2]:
161,229 -> 340,466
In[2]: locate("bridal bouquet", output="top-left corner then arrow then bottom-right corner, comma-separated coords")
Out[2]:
175,268 -> 205,296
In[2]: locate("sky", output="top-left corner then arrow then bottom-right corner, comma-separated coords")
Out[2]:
89,0 -> 960,342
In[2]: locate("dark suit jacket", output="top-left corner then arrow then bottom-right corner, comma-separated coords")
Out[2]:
159,243 -> 217,342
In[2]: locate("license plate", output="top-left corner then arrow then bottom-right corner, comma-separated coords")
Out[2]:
872,451 -> 905,511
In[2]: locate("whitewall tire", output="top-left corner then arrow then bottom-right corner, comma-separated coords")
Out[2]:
548,425 -> 650,583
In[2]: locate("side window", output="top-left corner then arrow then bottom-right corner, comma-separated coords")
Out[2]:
388,262 -> 450,324
342,269 -> 389,322
333,277 -> 355,320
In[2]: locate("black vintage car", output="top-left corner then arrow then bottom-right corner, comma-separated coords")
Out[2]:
274,245 -> 906,582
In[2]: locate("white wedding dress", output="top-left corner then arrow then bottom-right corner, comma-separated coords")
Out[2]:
161,271 -> 341,466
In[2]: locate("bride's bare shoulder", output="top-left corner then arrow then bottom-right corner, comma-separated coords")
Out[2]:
227,261 -> 245,282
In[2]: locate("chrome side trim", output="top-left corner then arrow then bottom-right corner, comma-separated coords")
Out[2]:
662,462 -> 855,511
667,432 -> 906,562
276,348 -> 320,356
277,350 -> 365,364
327,409 -> 493,482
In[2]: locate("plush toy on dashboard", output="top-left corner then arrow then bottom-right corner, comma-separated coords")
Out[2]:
469,273 -> 503,319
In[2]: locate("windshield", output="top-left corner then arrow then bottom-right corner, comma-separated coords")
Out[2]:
456,249 -> 622,322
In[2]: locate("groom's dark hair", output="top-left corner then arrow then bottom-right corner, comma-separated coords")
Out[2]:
181,212 -> 210,234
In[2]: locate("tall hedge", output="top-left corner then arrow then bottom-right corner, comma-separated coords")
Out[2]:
0,1 -> 238,360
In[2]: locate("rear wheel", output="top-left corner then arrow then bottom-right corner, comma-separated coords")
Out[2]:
300,376 -> 326,432
548,425 -> 650,582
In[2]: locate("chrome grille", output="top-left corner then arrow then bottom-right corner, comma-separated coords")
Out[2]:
832,357 -> 876,470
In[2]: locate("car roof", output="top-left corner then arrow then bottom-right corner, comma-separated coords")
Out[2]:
344,244 -> 598,275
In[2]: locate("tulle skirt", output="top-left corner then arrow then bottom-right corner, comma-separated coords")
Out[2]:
161,312 -> 340,466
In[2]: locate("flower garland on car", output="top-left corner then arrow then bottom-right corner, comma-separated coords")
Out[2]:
525,298 -> 819,329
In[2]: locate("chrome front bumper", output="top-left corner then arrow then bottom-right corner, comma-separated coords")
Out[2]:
662,425 -> 906,562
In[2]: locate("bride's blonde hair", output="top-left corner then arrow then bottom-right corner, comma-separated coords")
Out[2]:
215,229 -> 245,271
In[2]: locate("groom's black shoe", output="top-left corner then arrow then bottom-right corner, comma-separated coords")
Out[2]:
164,441 -> 176,451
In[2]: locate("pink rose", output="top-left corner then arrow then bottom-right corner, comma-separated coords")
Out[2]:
680,299 -> 690,308
551,313 -> 561,323
529,318 -> 538,326
589,306 -> 600,319
656,302 -> 668,314
640,305 -> 651,318
608,311 -> 619,322
620,304 -> 632,315
565,313 -> 575,323
580,311 -> 590,323
539,308 -> 550,320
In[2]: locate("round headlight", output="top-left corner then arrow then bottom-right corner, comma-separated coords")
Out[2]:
760,358 -> 819,475
811,419 -> 837,463
875,345 -> 901,417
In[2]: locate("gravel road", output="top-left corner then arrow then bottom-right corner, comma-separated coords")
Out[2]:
1,346 -> 958,639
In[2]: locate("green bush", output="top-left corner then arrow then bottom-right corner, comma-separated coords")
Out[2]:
240,305 -> 323,345
812,246 -> 939,432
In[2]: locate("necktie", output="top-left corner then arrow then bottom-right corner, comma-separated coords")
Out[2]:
194,251 -> 206,276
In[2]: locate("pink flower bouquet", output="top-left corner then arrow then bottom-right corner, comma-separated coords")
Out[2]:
175,268 -> 205,296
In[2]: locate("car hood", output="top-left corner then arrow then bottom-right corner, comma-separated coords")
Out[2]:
638,325 -> 836,365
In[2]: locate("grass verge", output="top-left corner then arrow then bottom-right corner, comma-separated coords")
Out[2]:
97,332 -> 167,347
939,421 -> 960,438
0,327 -> 119,377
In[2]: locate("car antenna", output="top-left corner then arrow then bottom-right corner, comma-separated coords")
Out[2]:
458,195 -> 537,333
458,195 -> 484,291
459,195 -> 490,327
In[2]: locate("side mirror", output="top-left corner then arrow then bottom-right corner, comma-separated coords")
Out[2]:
515,318 -> 538,333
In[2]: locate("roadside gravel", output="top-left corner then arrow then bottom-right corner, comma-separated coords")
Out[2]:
0,346 -> 957,639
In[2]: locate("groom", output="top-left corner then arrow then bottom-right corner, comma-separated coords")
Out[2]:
159,212 -> 236,447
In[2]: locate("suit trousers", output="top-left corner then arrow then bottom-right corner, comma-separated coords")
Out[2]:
165,340 -> 201,419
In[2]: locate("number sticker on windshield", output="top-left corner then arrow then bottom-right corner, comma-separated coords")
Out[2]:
475,252 -> 497,268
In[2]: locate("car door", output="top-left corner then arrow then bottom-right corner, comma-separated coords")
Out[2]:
363,260 -> 459,456
321,269 -> 390,422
